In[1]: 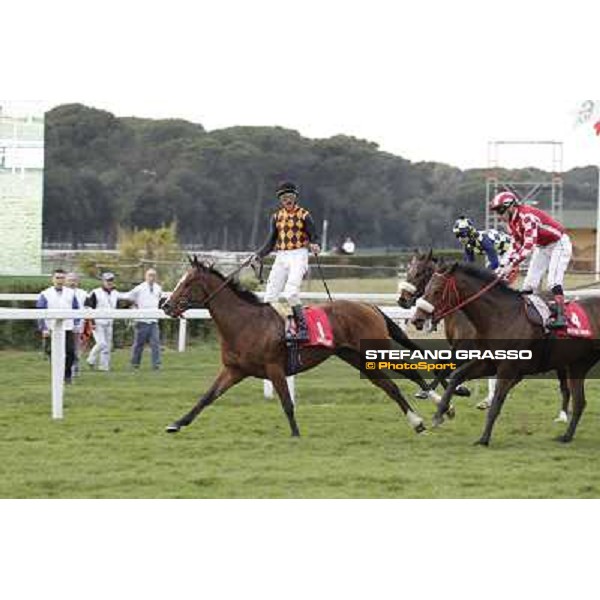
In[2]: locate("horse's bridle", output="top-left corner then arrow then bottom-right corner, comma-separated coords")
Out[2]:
171,255 -> 255,316
399,262 -> 435,306
417,271 -> 502,323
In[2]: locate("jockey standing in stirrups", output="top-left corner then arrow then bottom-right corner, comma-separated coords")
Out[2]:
453,216 -> 512,272
453,216 -> 513,410
255,181 -> 321,341
489,191 -> 573,328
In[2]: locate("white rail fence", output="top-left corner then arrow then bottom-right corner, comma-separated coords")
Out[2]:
0,303 -> 413,421
3,287 -> 600,421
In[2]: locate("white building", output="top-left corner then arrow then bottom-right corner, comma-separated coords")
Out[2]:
0,102 -> 44,274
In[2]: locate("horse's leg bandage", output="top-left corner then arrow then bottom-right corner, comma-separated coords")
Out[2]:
415,298 -> 435,314
398,281 -> 417,294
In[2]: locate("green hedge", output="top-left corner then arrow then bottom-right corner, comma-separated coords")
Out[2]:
1,249 -> 466,347
263,250 -> 464,278
0,275 -> 218,350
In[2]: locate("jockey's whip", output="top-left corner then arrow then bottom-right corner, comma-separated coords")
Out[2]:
313,252 -> 333,303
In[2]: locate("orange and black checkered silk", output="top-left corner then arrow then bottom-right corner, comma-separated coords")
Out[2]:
274,206 -> 310,251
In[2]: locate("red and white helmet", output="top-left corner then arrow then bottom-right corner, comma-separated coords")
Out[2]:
489,191 -> 520,213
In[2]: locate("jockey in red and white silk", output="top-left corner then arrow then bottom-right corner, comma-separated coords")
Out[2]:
489,191 -> 572,329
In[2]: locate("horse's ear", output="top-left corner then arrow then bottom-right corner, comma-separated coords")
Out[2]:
426,248 -> 433,261
449,261 -> 459,273
187,254 -> 194,266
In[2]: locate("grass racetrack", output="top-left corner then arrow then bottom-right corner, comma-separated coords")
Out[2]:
1,343 -> 599,498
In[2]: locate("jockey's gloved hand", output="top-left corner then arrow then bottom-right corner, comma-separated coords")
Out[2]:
495,265 -> 509,280
496,264 -> 517,283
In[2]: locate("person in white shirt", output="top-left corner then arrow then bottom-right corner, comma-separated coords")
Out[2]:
85,272 -> 120,371
341,236 -> 356,255
36,269 -> 80,383
125,268 -> 163,370
66,272 -> 88,376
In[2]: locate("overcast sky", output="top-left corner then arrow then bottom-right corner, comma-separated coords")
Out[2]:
3,0 -> 599,170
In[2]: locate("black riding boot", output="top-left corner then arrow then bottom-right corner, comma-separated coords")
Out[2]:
292,305 -> 309,342
549,294 -> 567,329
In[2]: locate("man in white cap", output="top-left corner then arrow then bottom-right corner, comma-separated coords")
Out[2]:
85,272 -> 119,371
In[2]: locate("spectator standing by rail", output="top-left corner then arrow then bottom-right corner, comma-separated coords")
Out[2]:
85,272 -> 120,372
124,268 -> 163,370
66,272 -> 88,376
36,269 -> 80,384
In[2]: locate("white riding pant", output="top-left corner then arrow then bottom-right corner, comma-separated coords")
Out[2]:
264,248 -> 309,306
522,234 -> 572,292
87,322 -> 113,371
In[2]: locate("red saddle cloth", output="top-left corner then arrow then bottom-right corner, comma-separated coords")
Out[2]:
556,302 -> 593,339
287,306 -> 334,348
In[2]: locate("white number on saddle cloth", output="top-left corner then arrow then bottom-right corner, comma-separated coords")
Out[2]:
316,321 -> 326,343
569,312 -> 581,329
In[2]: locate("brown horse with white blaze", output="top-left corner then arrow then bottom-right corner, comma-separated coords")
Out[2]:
398,250 -> 571,420
161,256 -> 439,436
411,261 -> 600,445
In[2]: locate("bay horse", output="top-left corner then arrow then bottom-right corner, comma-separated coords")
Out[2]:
411,261 -> 600,445
399,250 -> 571,421
161,256 -> 440,436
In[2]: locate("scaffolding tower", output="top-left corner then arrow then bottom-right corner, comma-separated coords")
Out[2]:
485,140 -> 564,231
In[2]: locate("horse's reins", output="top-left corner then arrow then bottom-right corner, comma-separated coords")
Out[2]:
313,251 -> 333,303
197,255 -> 255,308
424,273 -> 502,323
193,247 -> 332,310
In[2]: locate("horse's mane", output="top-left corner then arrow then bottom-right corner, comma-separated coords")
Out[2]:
454,262 -> 520,297
206,265 -> 264,305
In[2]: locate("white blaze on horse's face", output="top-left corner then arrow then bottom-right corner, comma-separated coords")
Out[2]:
169,270 -> 194,310
172,271 -> 189,296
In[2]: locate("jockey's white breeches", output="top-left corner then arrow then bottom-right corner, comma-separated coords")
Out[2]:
264,248 -> 309,306
523,233 -> 572,292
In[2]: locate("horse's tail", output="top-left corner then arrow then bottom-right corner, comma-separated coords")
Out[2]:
375,307 -> 425,353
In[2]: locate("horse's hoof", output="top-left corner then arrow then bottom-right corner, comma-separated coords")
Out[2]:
555,434 -> 572,444
414,390 -> 429,400
432,414 -> 444,428
414,422 -> 427,435
474,438 -> 489,447
454,385 -> 471,398
447,405 -> 456,420
166,424 -> 181,433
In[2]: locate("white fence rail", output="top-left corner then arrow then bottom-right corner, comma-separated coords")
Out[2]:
3,289 -> 600,303
3,285 -> 600,421
0,305 -> 413,421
